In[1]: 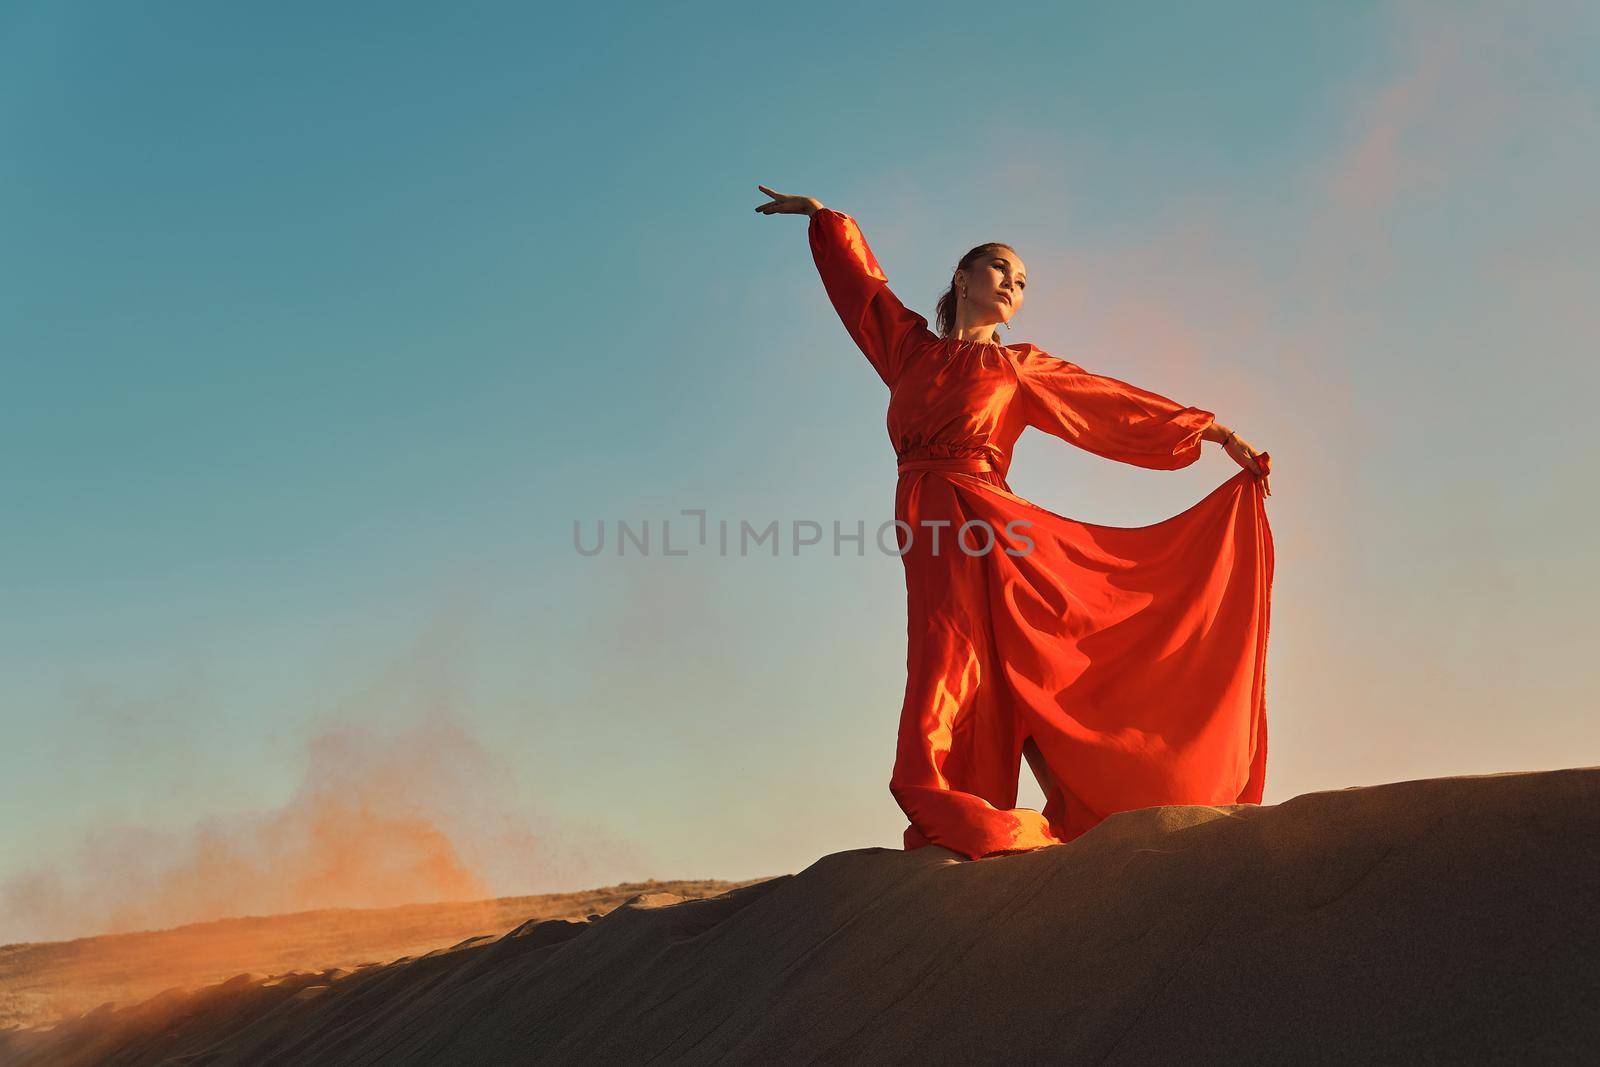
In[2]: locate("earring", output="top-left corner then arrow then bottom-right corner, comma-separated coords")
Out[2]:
1004,320 -> 1012,330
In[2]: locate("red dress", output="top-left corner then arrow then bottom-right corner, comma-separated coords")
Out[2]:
809,208 -> 1274,860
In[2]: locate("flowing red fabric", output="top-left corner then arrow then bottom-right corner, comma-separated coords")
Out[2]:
809,208 -> 1274,860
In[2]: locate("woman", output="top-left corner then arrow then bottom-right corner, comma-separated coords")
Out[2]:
755,185 -> 1275,860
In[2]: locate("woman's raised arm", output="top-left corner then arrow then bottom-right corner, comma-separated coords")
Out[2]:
756,185 -> 932,388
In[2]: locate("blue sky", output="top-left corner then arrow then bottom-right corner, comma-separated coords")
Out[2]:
3,0 -> 1598,943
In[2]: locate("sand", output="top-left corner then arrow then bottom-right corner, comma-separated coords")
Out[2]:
3,767 -> 1596,1064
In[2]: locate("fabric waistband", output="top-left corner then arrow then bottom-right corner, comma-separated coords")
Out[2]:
896,455 -> 997,475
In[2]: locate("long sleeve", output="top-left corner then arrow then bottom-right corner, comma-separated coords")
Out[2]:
808,208 -> 934,388
1009,344 -> 1216,470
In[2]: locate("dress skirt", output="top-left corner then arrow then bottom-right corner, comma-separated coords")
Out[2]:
890,449 -> 1271,859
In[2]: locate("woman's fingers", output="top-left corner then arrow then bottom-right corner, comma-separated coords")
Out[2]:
754,184 -> 811,214
1238,441 -> 1272,495
1228,435 -> 1264,476
1226,436 -> 1272,493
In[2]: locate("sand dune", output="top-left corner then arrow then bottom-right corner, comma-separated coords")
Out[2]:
0,877 -> 766,1034
3,767 -> 1597,1064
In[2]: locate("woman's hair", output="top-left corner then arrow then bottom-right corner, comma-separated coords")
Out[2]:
936,241 -> 1017,344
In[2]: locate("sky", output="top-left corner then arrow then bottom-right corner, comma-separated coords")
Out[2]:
2,0 -> 1597,944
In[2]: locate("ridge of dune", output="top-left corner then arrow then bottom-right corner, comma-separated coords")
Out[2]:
0,877 -> 769,1034
3,768 -> 1597,1064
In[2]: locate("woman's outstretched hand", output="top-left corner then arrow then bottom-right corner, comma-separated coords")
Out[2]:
1219,428 -> 1271,496
755,185 -> 823,217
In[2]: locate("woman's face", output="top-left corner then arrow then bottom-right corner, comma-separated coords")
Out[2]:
960,247 -> 1026,323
